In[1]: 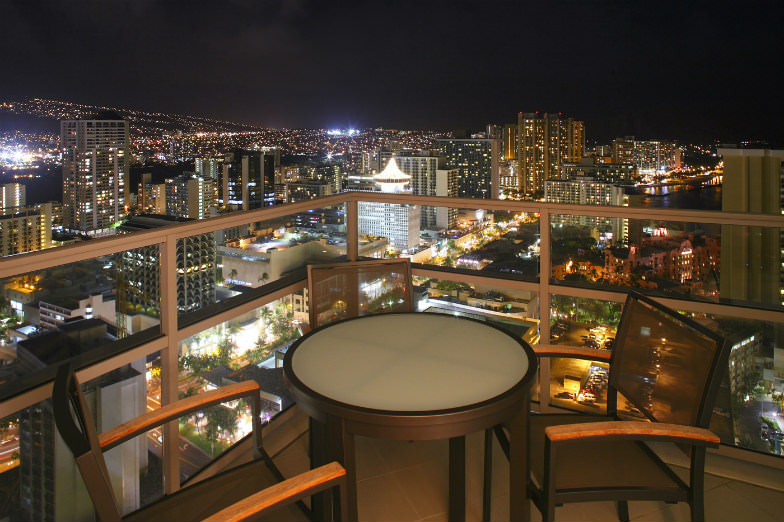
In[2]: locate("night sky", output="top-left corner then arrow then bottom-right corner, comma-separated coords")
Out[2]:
2,0 -> 783,143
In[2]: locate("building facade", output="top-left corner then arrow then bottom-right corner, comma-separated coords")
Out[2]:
545,177 -> 628,243
1,183 -> 25,209
389,153 -> 458,230
0,203 -> 52,257
165,173 -> 217,219
221,149 -> 278,210
560,158 -> 638,184
61,115 -> 129,235
517,113 -> 584,194
357,159 -> 421,251
436,138 -> 499,200
118,215 -> 216,314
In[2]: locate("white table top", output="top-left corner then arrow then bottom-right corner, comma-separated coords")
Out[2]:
289,313 -> 531,412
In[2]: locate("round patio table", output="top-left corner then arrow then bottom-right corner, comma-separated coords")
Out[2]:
284,312 -> 537,522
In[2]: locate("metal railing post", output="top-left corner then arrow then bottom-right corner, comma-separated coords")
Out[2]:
159,234 -> 181,494
538,208 -> 552,410
347,199 -> 358,262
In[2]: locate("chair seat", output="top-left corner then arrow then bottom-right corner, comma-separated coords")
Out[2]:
125,458 -> 309,522
530,414 -> 683,495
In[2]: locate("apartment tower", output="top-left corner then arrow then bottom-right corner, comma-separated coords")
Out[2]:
517,112 -> 584,194
61,113 -> 129,235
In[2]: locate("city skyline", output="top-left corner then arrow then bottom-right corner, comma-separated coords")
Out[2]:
1,0 -> 782,143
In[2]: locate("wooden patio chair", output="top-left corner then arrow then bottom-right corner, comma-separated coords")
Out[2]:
487,291 -> 730,522
52,363 -> 347,521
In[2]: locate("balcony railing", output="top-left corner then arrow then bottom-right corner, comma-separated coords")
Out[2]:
0,192 -> 782,517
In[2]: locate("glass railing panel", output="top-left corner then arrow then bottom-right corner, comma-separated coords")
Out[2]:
550,214 -> 784,312
177,296 -> 303,481
0,353 -> 162,521
549,294 -> 623,348
0,252 -> 161,401
3,398 -> 73,521
79,354 -> 164,513
179,205 -> 346,320
682,312 -> 783,456
547,294 -> 622,415
357,202 -> 540,280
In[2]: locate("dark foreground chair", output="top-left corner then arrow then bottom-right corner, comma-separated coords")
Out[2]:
307,258 -> 413,329
489,291 -> 729,522
53,363 -> 346,522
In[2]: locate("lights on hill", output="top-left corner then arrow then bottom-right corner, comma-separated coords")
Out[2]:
327,128 -> 358,136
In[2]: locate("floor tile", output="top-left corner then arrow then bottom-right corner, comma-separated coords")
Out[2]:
274,414 -> 784,522
357,472 -> 420,521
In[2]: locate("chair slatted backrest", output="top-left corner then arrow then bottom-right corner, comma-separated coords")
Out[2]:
609,292 -> 729,429
52,364 -> 123,521
307,259 -> 413,329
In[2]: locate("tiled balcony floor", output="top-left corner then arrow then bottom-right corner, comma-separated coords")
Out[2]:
270,408 -> 784,522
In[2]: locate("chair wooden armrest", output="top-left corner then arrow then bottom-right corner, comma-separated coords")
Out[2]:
200,462 -> 347,522
100,380 -> 260,451
533,345 -> 613,361
545,420 -> 720,446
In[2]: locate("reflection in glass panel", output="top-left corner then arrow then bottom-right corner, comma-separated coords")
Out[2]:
79,354 -> 165,513
414,276 -> 539,347
681,312 -> 783,457
308,261 -> 411,328
178,297 -> 303,480
549,295 -> 622,349
550,215 -> 723,302
549,357 -> 610,415
0,354 -> 163,520
551,215 -> 784,313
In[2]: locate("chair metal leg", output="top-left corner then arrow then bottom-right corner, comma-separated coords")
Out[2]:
482,428 -> 493,522
690,448 -> 707,522
617,500 -> 629,522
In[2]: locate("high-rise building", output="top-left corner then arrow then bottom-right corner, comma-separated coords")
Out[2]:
118,215 -> 216,313
137,173 -> 166,214
436,138 -> 499,199
517,113 -> 584,194
61,114 -> 129,235
165,173 -> 217,219
385,153 -> 458,230
545,177 -> 628,242
612,137 -> 681,173
194,156 -> 224,180
1,183 -> 25,209
498,161 -> 520,194
220,149 -> 278,210
358,159 -> 421,251
0,203 -> 52,256
612,136 -> 636,164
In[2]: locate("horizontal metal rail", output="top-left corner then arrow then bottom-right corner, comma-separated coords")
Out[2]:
1,192 -> 783,279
